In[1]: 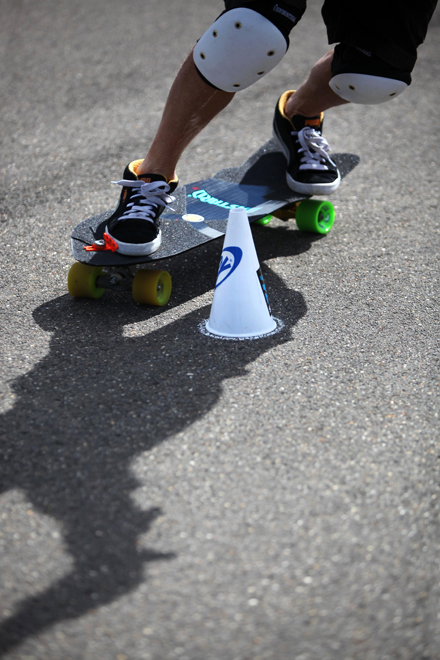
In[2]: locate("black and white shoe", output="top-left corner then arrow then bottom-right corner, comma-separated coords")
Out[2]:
273,90 -> 340,195
106,160 -> 178,257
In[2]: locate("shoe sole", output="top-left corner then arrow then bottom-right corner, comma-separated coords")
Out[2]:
272,127 -> 341,196
105,228 -> 162,257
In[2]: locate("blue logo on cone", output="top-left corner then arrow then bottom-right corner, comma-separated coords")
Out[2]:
215,246 -> 243,287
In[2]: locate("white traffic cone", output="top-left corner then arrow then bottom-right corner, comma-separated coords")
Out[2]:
205,208 -> 277,338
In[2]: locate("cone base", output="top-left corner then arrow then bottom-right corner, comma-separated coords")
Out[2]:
201,317 -> 282,340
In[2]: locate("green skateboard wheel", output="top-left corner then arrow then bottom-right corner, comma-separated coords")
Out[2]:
295,199 -> 335,234
254,214 -> 273,226
68,262 -> 105,299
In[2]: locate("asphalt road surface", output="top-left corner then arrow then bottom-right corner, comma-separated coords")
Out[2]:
0,1 -> 439,659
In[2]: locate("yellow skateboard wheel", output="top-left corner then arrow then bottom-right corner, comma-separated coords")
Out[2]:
68,262 -> 105,299
132,269 -> 172,306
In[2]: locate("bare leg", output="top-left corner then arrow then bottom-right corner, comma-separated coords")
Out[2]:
137,49 -> 347,181
285,50 -> 349,117
137,51 -> 235,180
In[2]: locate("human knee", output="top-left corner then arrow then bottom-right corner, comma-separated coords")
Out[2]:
329,44 -> 411,105
193,2 -> 304,92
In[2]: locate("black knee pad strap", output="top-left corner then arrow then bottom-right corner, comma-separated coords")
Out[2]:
223,1 -> 306,43
332,43 -> 412,86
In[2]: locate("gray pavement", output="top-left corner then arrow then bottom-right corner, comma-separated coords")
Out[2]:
0,1 -> 439,659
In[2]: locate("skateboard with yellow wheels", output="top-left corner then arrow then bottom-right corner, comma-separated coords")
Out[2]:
68,138 -> 359,305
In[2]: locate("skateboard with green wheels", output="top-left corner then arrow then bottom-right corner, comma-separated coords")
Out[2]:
68,138 -> 359,305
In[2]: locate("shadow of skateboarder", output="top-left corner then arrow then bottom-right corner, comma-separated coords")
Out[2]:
0,228 -> 314,653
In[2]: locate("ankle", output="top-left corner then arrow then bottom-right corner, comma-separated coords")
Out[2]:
285,93 -> 321,119
136,161 -> 177,183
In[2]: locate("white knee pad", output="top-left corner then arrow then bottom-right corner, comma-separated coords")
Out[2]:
193,8 -> 288,93
329,73 -> 408,104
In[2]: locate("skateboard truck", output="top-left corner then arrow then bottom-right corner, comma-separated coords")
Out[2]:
95,266 -> 136,292
68,262 -> 172,305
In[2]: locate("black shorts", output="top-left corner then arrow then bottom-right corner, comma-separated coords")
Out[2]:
223,0 -> 438,72
222,1 -> 307,43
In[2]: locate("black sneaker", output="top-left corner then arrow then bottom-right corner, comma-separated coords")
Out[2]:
106,160 -> 178,256
273,90 -> 340,195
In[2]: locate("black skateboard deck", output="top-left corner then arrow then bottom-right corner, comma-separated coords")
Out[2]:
70,138 -> 360,268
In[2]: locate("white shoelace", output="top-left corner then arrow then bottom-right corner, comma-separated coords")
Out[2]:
112,179 -> 175,224
294,127 -> 335,171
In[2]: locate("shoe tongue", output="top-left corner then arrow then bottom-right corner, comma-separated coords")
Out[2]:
136,172 -> 167,184
291,114 -> 322,132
